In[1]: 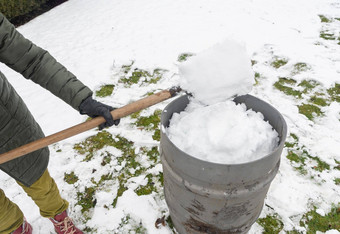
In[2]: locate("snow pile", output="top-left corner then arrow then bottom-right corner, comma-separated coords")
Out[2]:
167,39 -> 278,164
166,100 -> 279,164
178,39 -> 255,105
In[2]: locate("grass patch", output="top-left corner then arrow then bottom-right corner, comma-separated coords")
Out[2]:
292,63 -> 310,75
285,135 -> 330,174
96,84 -> 115,97
117,214 -> 147,233
77,187 -> 97,213
64,172 -> 79,184
274,77 -> 302,98
327,83 -> 340,102
300,204 -> 340,233
178,53 -> 195,62
287,151 -> 306,164
271,57 -> 288,69
309,96 -> 328,106
257,214 -> 284,234
135,174 -> 156,196
131,109 -> 162,141
254,72 -> 261,85
319,15 -> 331,23
112,180 -> 128,208
119,64 -> 166,87
298,104 -> 323,120
320,31 -> 337,40
298,80 -> 319,93
100,151 -> 113,166
133,109 -> 162,131
334,178 -> 340,185
74,131 -> 116,161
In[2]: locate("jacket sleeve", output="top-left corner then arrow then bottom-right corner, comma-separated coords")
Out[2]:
0,13 -> 93,110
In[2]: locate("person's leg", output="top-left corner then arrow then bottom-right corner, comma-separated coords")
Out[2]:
0,188 -> 24,233
16,169 -> 69,218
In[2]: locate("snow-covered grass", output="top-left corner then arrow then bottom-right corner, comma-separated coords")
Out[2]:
0,0 -> 340,233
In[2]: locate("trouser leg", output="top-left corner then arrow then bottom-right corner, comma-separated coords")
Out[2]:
17,169 -> 69,218
0,188 -> 23,234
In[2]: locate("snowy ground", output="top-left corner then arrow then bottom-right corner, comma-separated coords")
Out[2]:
1,0 -> 340,233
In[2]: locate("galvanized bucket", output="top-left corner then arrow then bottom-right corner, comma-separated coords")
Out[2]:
160,94 -> 287,234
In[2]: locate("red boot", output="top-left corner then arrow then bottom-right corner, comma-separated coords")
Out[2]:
49,210 -> 83,234
12,217 -> 32,234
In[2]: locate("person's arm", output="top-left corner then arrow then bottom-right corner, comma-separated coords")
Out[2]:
0,13 -> 119,128
0,12 -> 91,110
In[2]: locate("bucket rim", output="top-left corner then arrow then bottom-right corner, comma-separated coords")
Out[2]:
161,94 -> 287,167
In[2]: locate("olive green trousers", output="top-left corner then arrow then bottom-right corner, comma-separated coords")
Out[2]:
0,170 -> 69,233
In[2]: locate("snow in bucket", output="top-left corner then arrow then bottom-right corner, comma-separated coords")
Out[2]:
166,39 -> 279,164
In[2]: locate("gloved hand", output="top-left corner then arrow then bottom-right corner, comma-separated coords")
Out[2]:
79,96 -> 120,130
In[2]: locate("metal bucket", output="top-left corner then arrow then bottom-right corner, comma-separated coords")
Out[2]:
160,94 -> 287,234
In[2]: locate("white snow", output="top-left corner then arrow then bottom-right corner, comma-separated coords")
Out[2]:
166,100 -> 279,164
178,39 -> 255,105
0,0 -> 339,233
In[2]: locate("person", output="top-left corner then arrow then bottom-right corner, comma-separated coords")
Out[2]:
0,12 -> 119,234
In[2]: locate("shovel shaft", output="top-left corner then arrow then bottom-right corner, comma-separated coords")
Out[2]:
0,89 -> 175,164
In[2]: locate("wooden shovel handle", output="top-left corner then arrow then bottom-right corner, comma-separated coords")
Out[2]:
0,89 -> 177,164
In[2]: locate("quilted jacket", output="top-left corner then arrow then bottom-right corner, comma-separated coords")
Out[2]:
0,13 -> 92,186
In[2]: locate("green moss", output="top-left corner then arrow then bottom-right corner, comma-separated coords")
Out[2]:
334,178 -> 340,185
319,15 -> 331,23
257,214 -> 284,234
298,104 -> 323,120
95,84 -> 115,97
178,53 -> 195,62
300,204 -> 340,233
327,83 -> 340,102
274,78 -> 302,98
271,57 -> 288,69
320,31 -> 336,40
56,149 -> 62,152
64,172 -> 79,184
77,187 -> 97,213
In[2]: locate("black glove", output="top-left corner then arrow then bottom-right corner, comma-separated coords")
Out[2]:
79,96 -> 120,130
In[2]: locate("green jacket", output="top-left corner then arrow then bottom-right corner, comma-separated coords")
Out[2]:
0,13 -> 92,186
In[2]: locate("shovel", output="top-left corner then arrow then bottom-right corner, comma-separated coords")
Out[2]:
0,87 -> 181,164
